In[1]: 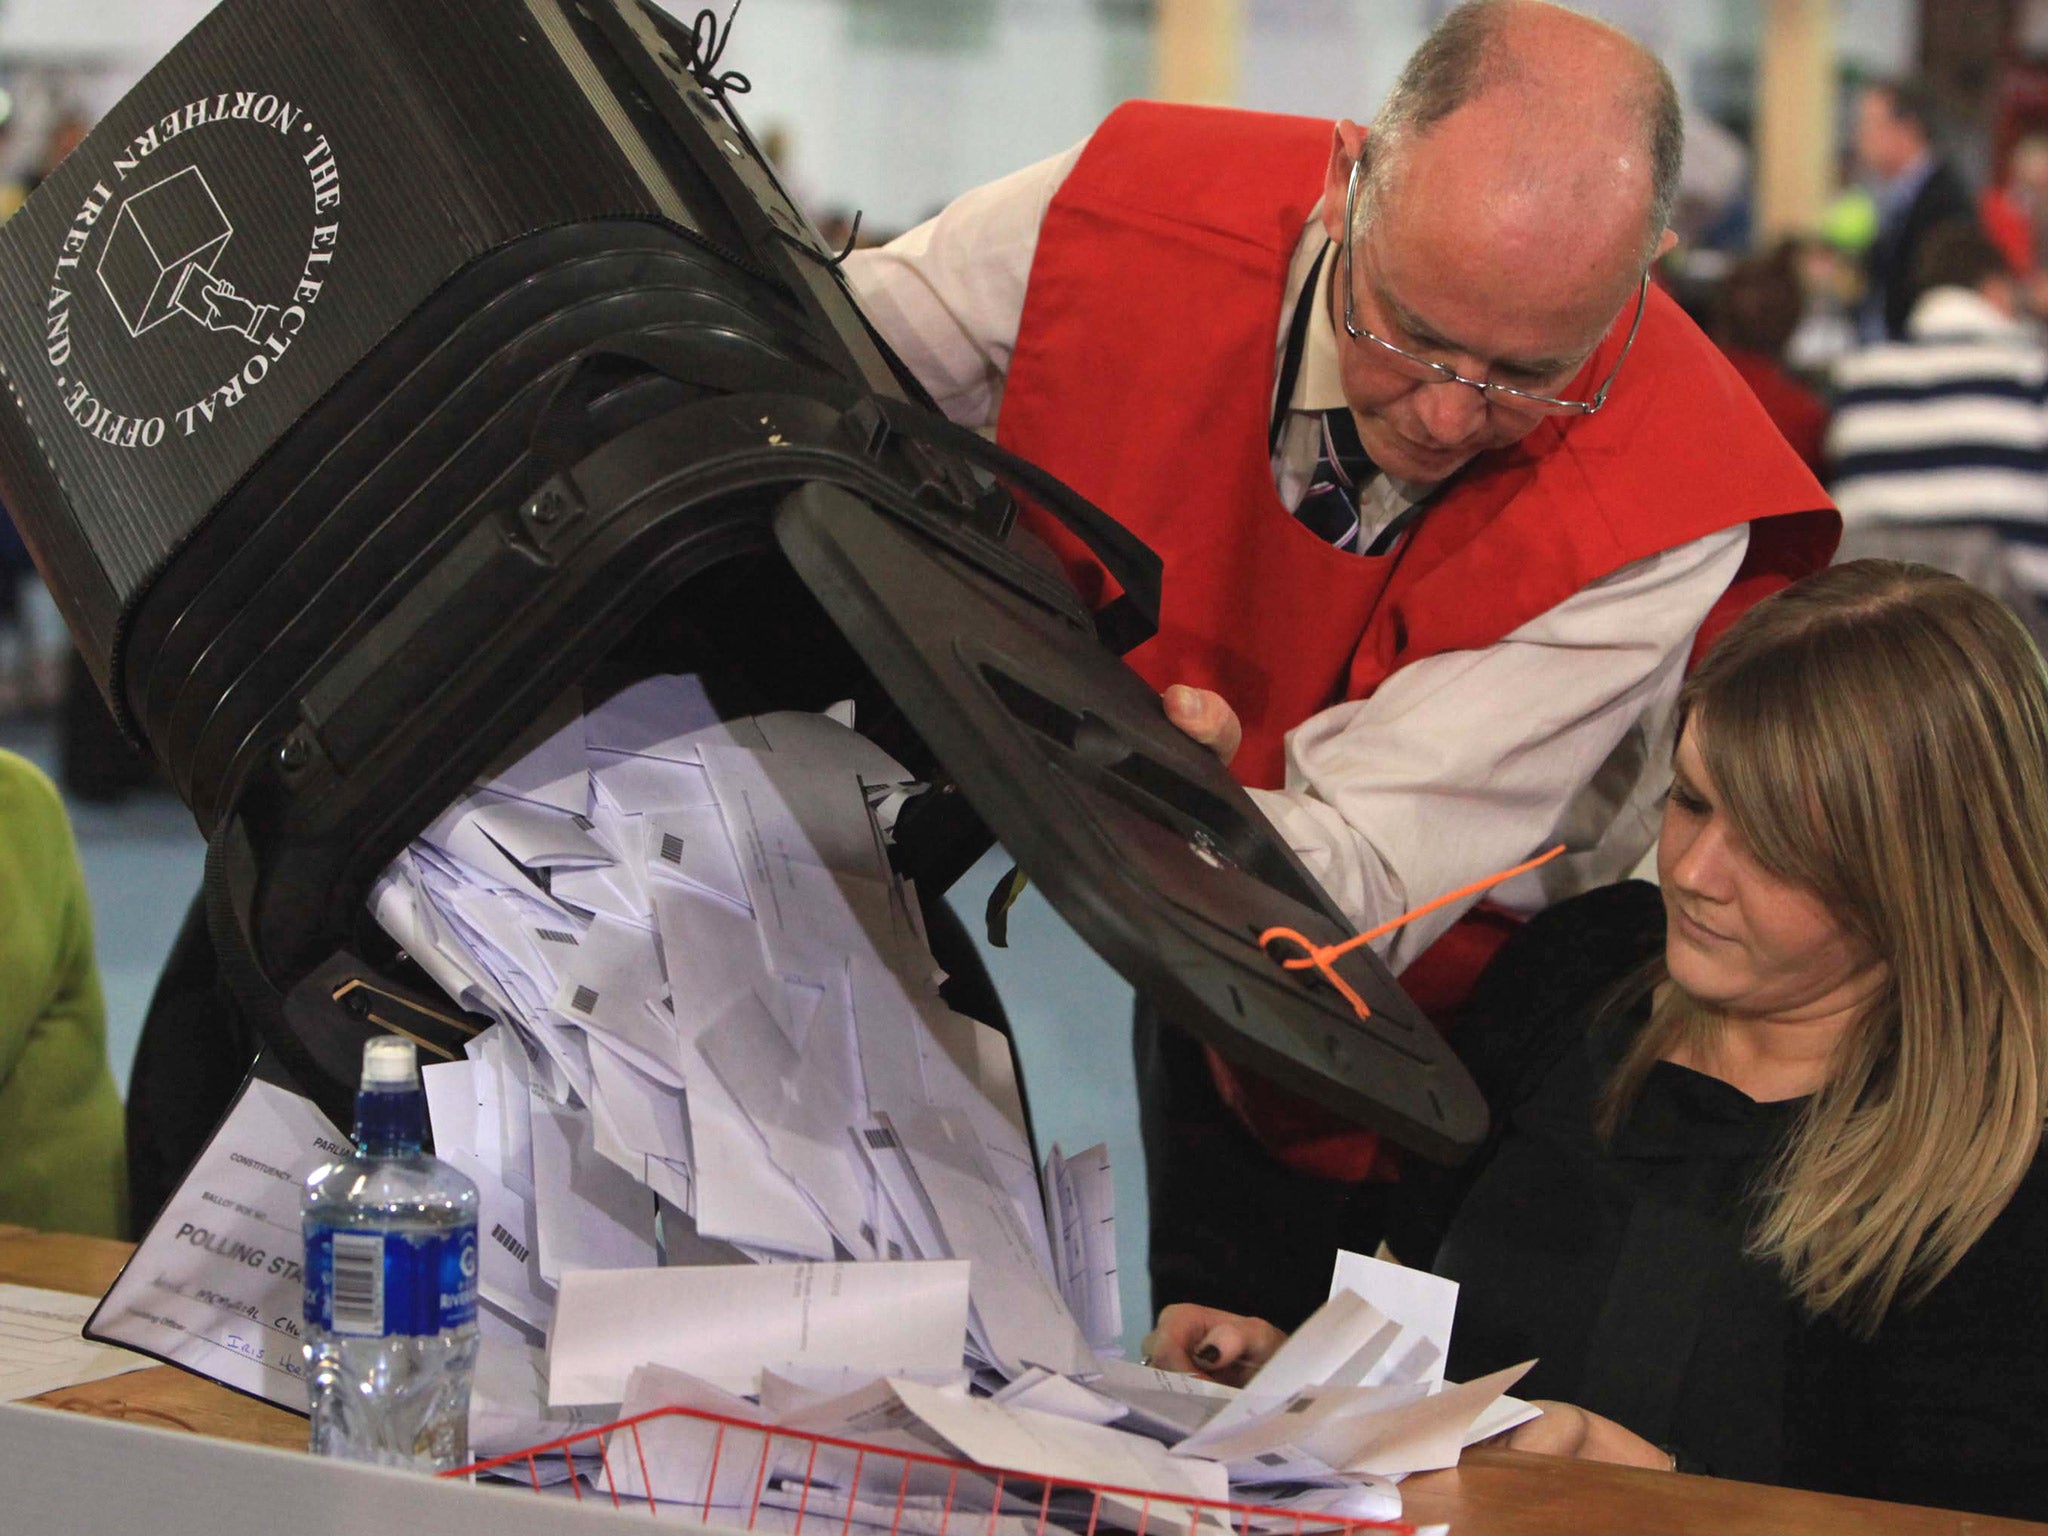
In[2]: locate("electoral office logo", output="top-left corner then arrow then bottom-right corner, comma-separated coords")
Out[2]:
42,89 -> 342,449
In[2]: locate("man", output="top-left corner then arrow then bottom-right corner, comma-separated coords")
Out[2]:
1853,77 -> 1976,341
846,0 -> 1834,1327
1829,219 -> 2048,643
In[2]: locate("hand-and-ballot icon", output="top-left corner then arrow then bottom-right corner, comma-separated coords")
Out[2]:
95,164 -> 276,343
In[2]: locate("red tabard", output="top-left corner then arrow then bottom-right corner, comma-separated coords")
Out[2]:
995,101 -> 1839,1179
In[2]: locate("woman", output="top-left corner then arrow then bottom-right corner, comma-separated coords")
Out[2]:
1147,561 -> 2048,1519
0,745 -> 124,1237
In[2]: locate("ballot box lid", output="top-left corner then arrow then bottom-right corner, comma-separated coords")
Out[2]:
774,481 -> 1486,1161
0,0 -> 1483,1159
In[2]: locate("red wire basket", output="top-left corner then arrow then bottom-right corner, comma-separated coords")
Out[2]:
446,1404 -> 1415,1536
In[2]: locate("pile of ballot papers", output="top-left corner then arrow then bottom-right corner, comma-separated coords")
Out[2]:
370,675 -> 1534,1528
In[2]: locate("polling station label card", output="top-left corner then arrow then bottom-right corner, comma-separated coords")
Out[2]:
88,1071 -> 350,1413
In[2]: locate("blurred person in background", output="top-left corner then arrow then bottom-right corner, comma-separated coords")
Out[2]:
24,109 -> 89,199
1828,220 -> 2048,644
1854,77 -> 1977,341
1707,241 -> 1829,475
0,503 -> 46,717
1784,230 -> 1865,378
0,746 -> 125,1237
1981,132 -> 2048,319
847,0 -> 1833,1328
1980,134 -> 2048,276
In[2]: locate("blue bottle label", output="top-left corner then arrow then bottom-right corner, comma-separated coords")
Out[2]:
305,1222 -> 478,1337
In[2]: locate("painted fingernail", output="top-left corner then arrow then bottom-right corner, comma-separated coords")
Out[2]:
1194,1342 -> 1222,1367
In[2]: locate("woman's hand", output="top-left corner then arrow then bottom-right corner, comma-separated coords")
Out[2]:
1140,1303 -> 1287,1387
1163,685 -> 1242,767
1493,1401 -> 1674,1470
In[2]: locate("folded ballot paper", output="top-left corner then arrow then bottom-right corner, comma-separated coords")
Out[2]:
375,678 -> 1114,1371
554,1253 -> 1532,1535
373,677 -> 1529,1527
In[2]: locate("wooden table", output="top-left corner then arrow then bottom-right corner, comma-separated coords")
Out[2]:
6,1225 -> 2038,1534
5,1223 -> 306,1453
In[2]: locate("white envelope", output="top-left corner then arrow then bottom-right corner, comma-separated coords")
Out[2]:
550,912 -> 679,1076
644,803 -> 752,911
685,1063 -> 837,1259
584,674 -> 723,758
546,1261 -> 972,1405
529,1100 -> 659,1284
476,689 -> 588,814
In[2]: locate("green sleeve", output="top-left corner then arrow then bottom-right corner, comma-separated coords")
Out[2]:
0,751 -> 127,1238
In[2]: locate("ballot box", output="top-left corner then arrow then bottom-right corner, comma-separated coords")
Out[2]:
0,0 -> 1480,1155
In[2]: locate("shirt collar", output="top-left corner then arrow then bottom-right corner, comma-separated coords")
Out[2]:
1287,209 -> 1348,412
1875,151 -> 1936,222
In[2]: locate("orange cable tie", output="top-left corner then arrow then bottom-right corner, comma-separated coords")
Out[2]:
1257,843 -> 1566,1021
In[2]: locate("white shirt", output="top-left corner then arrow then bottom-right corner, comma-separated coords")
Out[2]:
846,143 -> 1748,969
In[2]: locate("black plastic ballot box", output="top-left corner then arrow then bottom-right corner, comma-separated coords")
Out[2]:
0,0 -> 1483,1161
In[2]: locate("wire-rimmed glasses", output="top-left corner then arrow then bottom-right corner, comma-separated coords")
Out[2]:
1338,154 -> 1649,417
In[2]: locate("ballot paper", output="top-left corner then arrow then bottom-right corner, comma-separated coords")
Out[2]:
422,1060 -> 553,1328
0,1285 -> 150,1401
1043,1145 -> 1121,1356
471,1335 -> 609,1459
359,678 -> 1509,1525
1327,1249 -> 1540,1444
1173,1272 -> 1536,1483
1089,1357 -> 1236,1442
87,1071 -> 350,1412
377,680 -> 1116,1378
890,1378 -> 1233,1534
546,1261 -> 972,1406
1328,1249 -> 1458,1390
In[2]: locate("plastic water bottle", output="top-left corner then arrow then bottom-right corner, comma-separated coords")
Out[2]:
303,1035 -> 480,1470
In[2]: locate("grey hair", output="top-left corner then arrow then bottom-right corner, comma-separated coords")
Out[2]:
1356,0 -> 1682,267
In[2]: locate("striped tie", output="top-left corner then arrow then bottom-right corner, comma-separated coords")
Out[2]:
1293,405 -> 1377,551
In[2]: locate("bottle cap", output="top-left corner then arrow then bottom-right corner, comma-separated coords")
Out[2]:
360,1034 -> 419,1088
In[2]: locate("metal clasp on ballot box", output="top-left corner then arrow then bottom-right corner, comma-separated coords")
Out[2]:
447,1404 -> 1416,1536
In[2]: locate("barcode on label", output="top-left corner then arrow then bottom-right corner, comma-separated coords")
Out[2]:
330,1232 -> 385,1336
862,1126 -> 901,1150
1256,1452 -> 1290,1468
534,928 -> 579,946
571,813 -> 595,831
659,833 -> 685,864
570,985 -> 599,1014
491,1222 -> 530,1265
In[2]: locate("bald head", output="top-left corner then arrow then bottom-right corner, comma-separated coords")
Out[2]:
1359,0 -> 1681,271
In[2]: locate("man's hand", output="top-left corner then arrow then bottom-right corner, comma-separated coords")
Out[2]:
1492,1401 -> 1674,1470
1140,1303 -> 1286,1387
1163,685 -> 1242,766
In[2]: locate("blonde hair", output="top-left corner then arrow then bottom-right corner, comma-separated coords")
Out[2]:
1600,561 -> 2048,1334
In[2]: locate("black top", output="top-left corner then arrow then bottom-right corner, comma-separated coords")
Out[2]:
1395,881 -> 2048,1520
1867,158 -> 1979,339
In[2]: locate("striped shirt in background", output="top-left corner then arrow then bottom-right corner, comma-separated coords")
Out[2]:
1827,286 -> 2048,603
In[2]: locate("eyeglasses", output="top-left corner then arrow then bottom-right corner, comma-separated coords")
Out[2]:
1339,154 -> 1649,417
